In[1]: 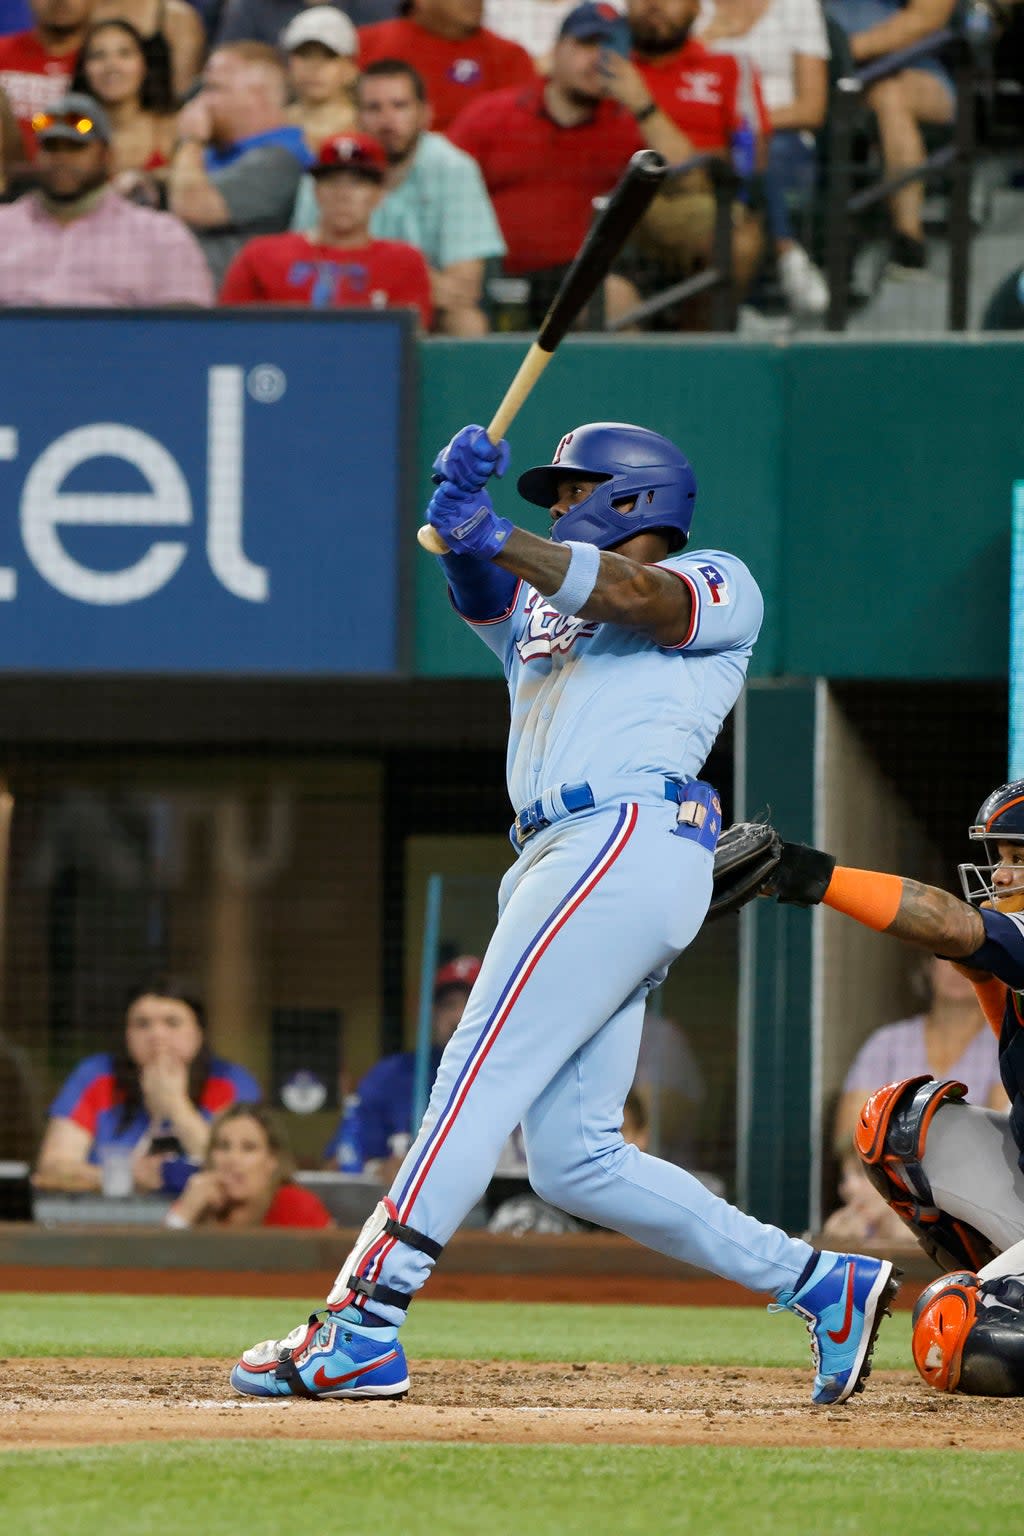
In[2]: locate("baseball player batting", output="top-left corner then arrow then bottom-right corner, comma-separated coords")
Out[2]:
230,422 -> 899,1406
738,783 -> 1024,1396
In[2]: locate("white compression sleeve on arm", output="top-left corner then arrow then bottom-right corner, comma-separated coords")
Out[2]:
546,541 -> 601,615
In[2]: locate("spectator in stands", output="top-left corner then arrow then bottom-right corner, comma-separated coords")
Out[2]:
282,5 -> 358,153
89,0 -> 203,104
821,956 -> 1007,1246
0,0 -> 94,159
483,0 -> 597,63
358,0 -> 536,132
221,129 -> 432,323
605,0 -> 770,327
832,956 -> 1007,1153
698,0 -> 829,316
167,41 -> 313,289
216,0 -> 396,50
164,1104 -> 333,1229
323,955 -> 482,1184
819,1147 -> 914,1247
71,18 -> 175,175
0,91 -> 214,301
33,977 -> 260,1198
293,57 -> 505,332
448,2 -> 695,327
827,0 -> 955,274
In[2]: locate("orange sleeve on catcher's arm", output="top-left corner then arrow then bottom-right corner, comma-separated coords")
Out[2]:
969,975 -> 1008,1036
821,866 -> 903,932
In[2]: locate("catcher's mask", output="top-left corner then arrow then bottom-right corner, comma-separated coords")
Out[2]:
517,422 -> 697,553
958,779 -> 1024,908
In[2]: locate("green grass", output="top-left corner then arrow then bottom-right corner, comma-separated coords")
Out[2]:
0,1443 -> 1014,1536
0,1292 -> 912,1370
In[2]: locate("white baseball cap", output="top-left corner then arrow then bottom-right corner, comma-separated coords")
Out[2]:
280,5 -> 358,55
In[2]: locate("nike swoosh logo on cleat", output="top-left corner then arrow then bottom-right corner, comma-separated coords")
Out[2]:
312,1350 -> 399,1390
826,1263 -> 857,1343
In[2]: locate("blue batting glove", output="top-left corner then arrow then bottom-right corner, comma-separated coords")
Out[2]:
431,425 -> 511,492
426,481 -> 514,559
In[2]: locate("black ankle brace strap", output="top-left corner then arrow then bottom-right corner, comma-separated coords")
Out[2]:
346,1214 -> 443,1312
348,1275 -> 413,1311
384,1215 -> 443,1261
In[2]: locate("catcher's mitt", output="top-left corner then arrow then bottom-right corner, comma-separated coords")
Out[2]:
706,820 -> 782,921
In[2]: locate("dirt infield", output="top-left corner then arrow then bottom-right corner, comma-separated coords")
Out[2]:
3,1357 -> 1022,1452
0,1266 -> 928,1309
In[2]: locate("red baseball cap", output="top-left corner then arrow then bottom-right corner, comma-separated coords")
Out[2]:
311,132 -> 387,180
434,955 -> 482,997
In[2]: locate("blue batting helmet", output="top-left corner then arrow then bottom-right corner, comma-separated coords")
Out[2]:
958,779 -> 1024,905
516,422 -> 697,552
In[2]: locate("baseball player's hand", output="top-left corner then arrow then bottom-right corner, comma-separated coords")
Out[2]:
431,425 -> 510,493
426,481 -> 514,559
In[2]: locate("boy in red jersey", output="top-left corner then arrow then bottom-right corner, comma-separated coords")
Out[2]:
220,129 -> 432,326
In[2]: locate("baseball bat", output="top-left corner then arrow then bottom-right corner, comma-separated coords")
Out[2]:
417,148 -> 668,555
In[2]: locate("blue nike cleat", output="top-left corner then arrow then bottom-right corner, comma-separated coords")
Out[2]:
230,1305 -> 409,1400
773,1251 -> 902,1405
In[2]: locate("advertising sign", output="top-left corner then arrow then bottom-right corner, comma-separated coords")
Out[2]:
0,310 -> 414,673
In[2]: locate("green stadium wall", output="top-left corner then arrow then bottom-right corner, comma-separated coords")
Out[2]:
414,337 -> 1024,680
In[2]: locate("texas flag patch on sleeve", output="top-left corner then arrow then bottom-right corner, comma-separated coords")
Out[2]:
696,562 -> 730,605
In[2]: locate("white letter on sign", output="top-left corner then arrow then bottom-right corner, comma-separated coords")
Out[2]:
21,424 -> 191,604
206,366 -> 269,602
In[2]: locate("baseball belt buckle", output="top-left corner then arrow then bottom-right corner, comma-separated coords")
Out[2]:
513,801 -> 545,847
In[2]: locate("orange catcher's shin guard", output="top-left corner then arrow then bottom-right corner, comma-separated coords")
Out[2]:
855,1076 -> 998,1273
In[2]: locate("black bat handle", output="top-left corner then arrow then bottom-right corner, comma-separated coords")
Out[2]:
536,149 -> 668,353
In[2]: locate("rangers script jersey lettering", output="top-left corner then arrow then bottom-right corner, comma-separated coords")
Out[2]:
516,594 -> 599,664
461,546 -> 763,813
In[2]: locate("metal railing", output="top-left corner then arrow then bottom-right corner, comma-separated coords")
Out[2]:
824,29 -> 976,330
603,153 -> 740,333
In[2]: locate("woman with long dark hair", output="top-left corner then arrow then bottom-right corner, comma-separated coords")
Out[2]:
72,18 -> 176,175
89,0 -> 205,106
33,978 -> 261,1196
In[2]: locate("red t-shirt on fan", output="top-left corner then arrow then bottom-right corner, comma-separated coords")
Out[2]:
448,81 -> 643,276
0,29 -> 78,158
263,1183 -> 333,1229
220,231 -> 433,328
357,17 -> 535,132
633,37 -> 769,151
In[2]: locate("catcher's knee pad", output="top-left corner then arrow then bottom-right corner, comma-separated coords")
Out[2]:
913,1272 -> 1024,1396
855,1075 -> 999,1273
326,1197 -> 442,1312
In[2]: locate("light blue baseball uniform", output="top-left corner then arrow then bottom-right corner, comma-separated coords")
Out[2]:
359,546 -> 817,1320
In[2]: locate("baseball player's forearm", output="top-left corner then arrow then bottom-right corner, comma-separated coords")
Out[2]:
494,529 -> 691,642
823,867 -> 986,956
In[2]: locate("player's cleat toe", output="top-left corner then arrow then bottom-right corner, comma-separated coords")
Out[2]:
231,1305 -> 409,1400
772,1252 -> 902,1405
